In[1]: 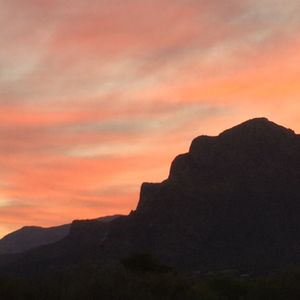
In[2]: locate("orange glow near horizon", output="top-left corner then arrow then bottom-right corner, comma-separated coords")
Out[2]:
1,0 -> 300,237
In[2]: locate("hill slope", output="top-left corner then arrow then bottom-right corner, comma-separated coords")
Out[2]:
0,215 -> 123,255
0,224 -> 70,255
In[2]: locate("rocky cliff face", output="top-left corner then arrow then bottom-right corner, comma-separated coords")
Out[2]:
129,118 -> 300,272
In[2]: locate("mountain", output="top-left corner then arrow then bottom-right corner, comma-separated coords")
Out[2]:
0,215 -> 123,255
0,224 -> 70,255
129,118 -> 300,272
1,118 -> 300,275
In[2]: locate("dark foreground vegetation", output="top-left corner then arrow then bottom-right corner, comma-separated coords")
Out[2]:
1,258 -> 300,300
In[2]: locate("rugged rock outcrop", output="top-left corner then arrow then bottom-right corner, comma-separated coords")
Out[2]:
127,118 -> 300,272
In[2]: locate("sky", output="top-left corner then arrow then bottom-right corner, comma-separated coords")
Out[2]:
0,0 -> 300,238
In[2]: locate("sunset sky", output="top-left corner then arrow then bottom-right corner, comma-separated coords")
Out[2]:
0,0 -> 300,237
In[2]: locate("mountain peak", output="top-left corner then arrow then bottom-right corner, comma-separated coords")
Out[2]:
219,117 -> 295,138
189,118 -> 297,164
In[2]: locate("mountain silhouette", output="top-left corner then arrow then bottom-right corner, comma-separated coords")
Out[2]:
0,224 -> 70,255
130,118 -> 300,272
1,118 -> 300,274
0,215 -> 122,255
